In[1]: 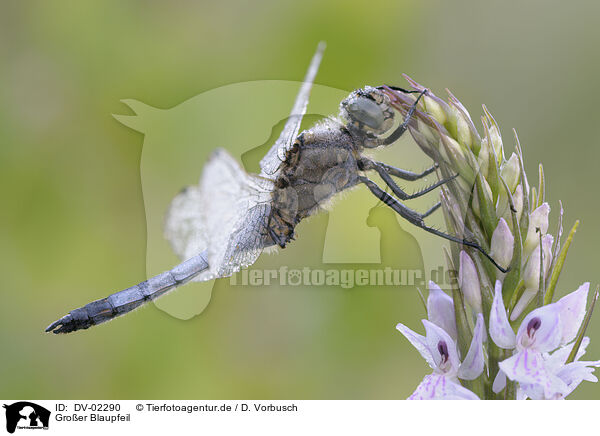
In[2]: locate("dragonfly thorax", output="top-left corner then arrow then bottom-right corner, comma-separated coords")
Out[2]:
267,120 -> 361,248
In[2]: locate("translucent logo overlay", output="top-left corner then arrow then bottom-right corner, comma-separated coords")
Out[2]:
114,81 -> 456,321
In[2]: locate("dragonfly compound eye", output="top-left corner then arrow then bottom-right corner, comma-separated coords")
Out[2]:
341,91 -> 394,135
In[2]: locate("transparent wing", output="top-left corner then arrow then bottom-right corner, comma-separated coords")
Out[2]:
259,41 -> 325,176
165,148 -> 274,280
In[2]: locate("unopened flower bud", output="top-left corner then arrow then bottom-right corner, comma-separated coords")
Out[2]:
424,95 -> 447,125
439,136 -> 465,164
500,153 -> 520,193
512,234 -> 554,320
472,177 -> 493,219
417,119 -> 438,146
411,128 -> 436,154
513,184 -> 524,223
489,124 -> 503,164
523,234 -> 554,291
478,138 -> 491,179
455,176 -> 472,196
459,251 -> 482,312
496,189 -> 508,219
489,218 -> 514,270
497,183 -> 524,227
523,203 -> 550,258
449,106 -> 473,151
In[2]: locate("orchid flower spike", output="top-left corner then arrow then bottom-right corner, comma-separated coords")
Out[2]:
388,81 -> 595,400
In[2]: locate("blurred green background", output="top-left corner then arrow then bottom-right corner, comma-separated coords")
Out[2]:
2,0 -> 600,399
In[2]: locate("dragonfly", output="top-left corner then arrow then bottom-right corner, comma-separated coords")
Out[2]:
46,42 -> 505,334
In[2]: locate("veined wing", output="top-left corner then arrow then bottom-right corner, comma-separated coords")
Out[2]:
259,42 -> 325,176
165,148 -> 274,280
46,150 -> 274,334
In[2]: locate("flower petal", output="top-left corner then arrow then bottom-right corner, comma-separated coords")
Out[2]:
576,337 -> 592,361
458,313 -> 485,380
516,387 -> 529,400
499,349 -> 569,399
459,252 -> 482,313
518,382 -> 545,400
557,282 -> 589,345
408,374 -> 480,400
546,337 -> 591,372
489,280 -> 516,349
515,303 -> 562,352
510,289 -> 537,322
396,323 -> 435,369
422,319 -> 461,376
499,349 -> 544,385
492,369 -> 507,394
556,360 -> 600,398
427,281 -> 458,340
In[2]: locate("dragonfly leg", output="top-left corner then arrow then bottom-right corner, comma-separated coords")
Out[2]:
379,85 -> 424,94
374,161 -> 438,181
378,88 -> 427,146
359,176 -> 508,273
359,158 -> 456,201
422,201 -> 441,218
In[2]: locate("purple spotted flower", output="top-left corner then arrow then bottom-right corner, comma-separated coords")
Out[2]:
396,283 -> 485,400
490,281 -> 600,399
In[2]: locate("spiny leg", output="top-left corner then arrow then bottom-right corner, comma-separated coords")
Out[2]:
422,202 -> 441,218
358,176 -> 508,273
376,161 -> 438,181
378,88 -> 427,146
359,158 -> 457,201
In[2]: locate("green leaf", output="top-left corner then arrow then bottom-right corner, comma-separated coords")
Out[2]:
475,173 -> 497,238
500,179 -> 523,302
537,230 -> 545,307
544,220 -> 580,305
566,289 -> 599,364
513,130 -> 530,219
471,252 -> 495,312
481,118 -> 501,202
482,105 -> 505,163
508,280 -> 526,314
439,188 -> 461,266
444,248 -> 472,358
548,201 -> 564,282
537,164 -> 545,208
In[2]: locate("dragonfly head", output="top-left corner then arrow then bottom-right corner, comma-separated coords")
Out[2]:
340,86 -> 394,136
